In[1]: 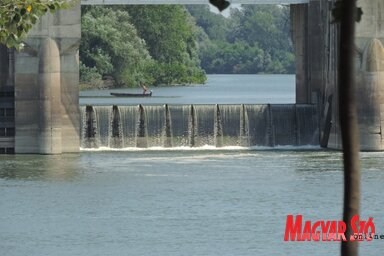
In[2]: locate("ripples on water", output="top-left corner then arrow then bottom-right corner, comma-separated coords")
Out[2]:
1,149 -> 383,255
1,75 -> 383,255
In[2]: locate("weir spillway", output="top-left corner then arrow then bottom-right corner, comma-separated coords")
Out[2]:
80,104 -> 319,149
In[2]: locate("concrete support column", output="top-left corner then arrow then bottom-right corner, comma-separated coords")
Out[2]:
353,0 -> 384,150
326,0 -> 384,150
14,4 -> 80,154
38,38 -> 62,154
291,4 -> 309,104
292,1 -> 337,147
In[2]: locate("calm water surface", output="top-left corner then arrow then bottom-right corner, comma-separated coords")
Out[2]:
0,150 -> 383,255
1,75 -> 383,255
80,74 -> 295,105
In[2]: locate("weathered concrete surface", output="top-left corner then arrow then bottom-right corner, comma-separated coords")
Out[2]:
291,4 -> 308,103
327,0 -> 384,150
291,0 -> 339,148
38,38 -> 62,154
292,0 -> 384,150
14,4 -> 80,154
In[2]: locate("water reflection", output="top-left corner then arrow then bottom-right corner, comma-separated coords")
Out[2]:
0,154 -> 81,181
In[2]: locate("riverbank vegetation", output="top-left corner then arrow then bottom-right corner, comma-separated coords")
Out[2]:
80,4 -> 294,89
189,5 -> 294,74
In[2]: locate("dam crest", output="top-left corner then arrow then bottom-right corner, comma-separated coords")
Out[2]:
80,104 -> 319,149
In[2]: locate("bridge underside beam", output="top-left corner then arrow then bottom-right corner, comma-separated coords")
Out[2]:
81,0 -> 309,5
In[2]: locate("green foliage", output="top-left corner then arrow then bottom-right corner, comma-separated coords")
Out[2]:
80,6 -> 154,88
79,62 -> 104,89
188,5 -> 295,74
148,62 -> 206,86
0,0 -> 74,50
80,5 -> 206,88
200,40 -> 262,73
126,5 -> 207,85
187,5 -> 229,41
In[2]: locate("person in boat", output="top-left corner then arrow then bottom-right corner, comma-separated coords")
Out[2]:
142,85 -> 153,96
142,85 -> 148,95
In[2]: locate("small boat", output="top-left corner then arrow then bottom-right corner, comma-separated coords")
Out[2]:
110,91 -> 152,97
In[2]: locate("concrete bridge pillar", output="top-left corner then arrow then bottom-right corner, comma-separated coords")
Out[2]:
292,0 -> 384,150
291,0 -> 338,147
37,38 -> 62,154
291,4 -> 309,104
327,0 -> 384,150
13,4 -> 81,154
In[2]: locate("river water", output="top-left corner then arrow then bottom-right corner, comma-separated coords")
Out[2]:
79,74 -> 295,105
1,75 -> 383,255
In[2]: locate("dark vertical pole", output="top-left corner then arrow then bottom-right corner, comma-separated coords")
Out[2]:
339,0 -> 360,255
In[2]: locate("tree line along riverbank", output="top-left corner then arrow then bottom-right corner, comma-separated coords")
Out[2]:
80,5 -> 294,89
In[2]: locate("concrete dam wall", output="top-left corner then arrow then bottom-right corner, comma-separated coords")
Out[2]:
80,104 -> 319,149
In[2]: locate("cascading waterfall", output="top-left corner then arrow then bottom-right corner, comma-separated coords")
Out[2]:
215,105 -> 244,147
80,104 -> 319,149
81,105 -> 99,148
96,106 -> 112,147
188,105 -> 196,147
239,104 -> 250,147
168,105 -> 190,147
194,104 -> 215,147
144,105 -> 166,147
270,104 -> 297,146
120,105 -> 138,147
296,104 -> 319,145
164,104 -> 172,148
246,105 -> 271,146
136,104 -> 147,148
214,104 -> 223,148
109,105 -> 123,148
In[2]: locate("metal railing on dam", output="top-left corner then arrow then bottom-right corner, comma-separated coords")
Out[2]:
81,0 -> 309,5
80,104 -> 319,149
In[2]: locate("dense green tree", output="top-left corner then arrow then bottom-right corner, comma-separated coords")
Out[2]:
80,6 -> 154,88
186,5 -> 229,41
188,4 -> 294,74
126,5 -> 206,85
229,5 -> 291,51
0,0 -> 74,49
200,40 -> 263,73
